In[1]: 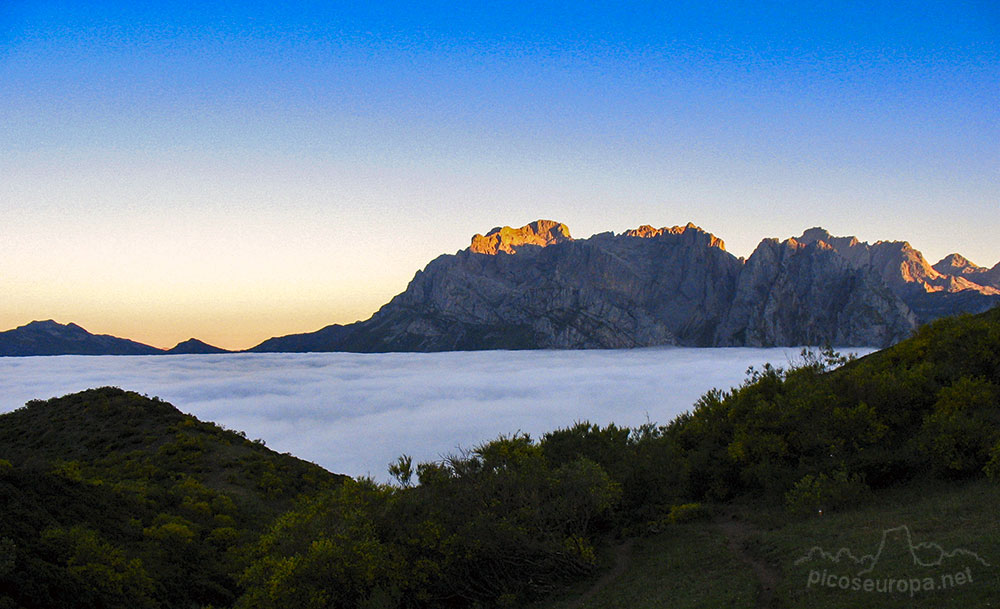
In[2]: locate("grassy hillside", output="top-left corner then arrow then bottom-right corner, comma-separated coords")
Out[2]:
534,478 -> 1000,608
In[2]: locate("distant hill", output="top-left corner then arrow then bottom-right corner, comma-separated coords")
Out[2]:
165,338 -> 230,354
252,220 -> 999,352
0,320 -> 163,356
0,321 -> 228,357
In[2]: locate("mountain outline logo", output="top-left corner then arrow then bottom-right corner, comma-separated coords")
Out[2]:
795,525 -> 991,576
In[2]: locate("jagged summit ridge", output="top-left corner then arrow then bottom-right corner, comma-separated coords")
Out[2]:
251,220 -> 998,353
794,228 -> 999,297
467,220 -> 728,256
623,222 -> 727,250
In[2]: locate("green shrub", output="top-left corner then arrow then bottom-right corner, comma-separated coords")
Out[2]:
785,469 -> 870,516
0,537 -> 14,577
919,377 -> 1000,475
985,442 -> 1000,481
667,503 -> 708,523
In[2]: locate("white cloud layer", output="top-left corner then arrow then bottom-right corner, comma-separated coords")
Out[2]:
0,347 -> 875,480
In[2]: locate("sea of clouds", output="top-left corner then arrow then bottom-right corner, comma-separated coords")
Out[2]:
0,347 -> 875,480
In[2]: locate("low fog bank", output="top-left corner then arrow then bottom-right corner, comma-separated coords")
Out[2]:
0,347 -> 875,479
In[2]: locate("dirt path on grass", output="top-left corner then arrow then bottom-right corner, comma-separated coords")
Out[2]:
566,539 -> 634,609
714,513 -> 782,609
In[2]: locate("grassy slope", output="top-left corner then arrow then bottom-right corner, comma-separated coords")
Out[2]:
535,525 -> 758,609
0,387 -> 346,519
534,465 -> 1000,609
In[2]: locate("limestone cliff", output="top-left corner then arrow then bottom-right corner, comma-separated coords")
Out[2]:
715,238 -> 915,347
795,228 -> 1000,322
253,221 -> 997,352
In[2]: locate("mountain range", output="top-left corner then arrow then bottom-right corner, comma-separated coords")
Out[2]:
3,221 -> 998,355
250,221 -> 999,351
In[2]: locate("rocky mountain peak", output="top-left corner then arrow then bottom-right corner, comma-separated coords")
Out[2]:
623,222 -> 726,250
796,227 -> 861,253
788,229 -> 999,298
933,253 -> 981,275
469,220 -> 572,255
932,253 -> 1000,291
798,227 -> 833,243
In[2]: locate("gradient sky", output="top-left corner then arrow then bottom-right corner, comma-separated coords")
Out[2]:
3,1 -> 998,350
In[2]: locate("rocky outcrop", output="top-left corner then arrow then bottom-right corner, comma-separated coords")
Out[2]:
253,220 -> 997,352
469,220 -> 573,255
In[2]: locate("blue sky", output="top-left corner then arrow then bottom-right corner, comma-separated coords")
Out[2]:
2,1 -> 998,348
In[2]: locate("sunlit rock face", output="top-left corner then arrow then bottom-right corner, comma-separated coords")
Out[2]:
250,221 -> 999,353
379,220 -> 922,349
794,228 -> 1000,323
933,253 -> 1000,291
469,220 -> 573,255
796,227 -> 990,296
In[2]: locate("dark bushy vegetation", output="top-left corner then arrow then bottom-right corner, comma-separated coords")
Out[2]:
0,387 -> 345,609
2,307 -> 998,607
240,437 -> 620,609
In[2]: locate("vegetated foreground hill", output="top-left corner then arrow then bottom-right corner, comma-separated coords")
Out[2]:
2,307 -> 999,608
252,220 -> 1000,352
0,387 -> 345,609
